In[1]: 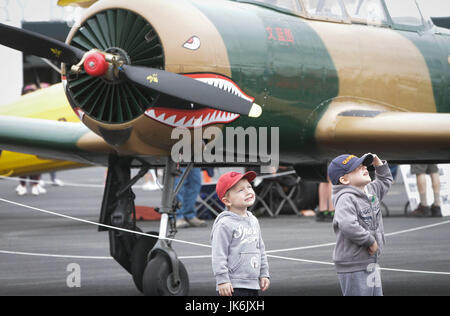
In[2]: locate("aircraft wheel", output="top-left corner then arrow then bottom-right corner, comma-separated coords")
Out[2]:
130,231 -> 158,293
142,254 -> 189,296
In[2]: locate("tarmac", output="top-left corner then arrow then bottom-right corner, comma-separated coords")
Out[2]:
0,166 -> 449,296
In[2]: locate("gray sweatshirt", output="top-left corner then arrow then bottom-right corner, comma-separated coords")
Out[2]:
211,210 -> 270,290
332,162 -> 393,273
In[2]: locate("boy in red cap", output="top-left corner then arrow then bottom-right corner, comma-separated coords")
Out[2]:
211,171 -> 270,296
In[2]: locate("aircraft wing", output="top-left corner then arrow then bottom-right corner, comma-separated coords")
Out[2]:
315,99 -> 450,161
0,115 -> 114,165
57,0 -> 98,7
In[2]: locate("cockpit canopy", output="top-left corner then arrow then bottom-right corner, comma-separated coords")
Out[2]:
240,0 -> 434,30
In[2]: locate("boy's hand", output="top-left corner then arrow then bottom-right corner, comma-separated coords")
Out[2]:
260,277 -> 270,292
368,240 -> 379,256
218,282 -> 233,296
367,153 -> 383,167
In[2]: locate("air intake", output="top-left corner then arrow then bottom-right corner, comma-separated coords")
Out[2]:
65,9 -> 164,124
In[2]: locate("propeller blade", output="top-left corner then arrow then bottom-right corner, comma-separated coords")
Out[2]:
121,64 -> 262,117
0,22 -> 85,65
0,23 -> 262,117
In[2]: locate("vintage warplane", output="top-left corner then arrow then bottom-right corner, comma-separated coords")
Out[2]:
0,0 -> 449,295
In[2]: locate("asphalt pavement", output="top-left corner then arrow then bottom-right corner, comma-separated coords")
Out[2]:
0,167 -> 449,296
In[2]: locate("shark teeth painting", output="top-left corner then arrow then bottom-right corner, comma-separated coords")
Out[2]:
145,73 -> 255,128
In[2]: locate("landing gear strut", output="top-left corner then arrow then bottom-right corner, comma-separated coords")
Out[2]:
143,159 -> 192,296
98,155 -> 190,295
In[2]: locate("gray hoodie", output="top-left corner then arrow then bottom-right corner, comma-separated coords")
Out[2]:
332,162 -> 393,273
211,210 -> 270,290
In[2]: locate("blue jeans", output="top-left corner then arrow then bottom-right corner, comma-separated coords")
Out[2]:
174,168 -> 202,220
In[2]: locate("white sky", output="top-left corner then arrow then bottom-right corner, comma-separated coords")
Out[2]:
0,0 -> 84,23
0,0 -> 448,22
416,0 -> 450,17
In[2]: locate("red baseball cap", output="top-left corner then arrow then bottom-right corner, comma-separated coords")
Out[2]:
216,171 -> 257,200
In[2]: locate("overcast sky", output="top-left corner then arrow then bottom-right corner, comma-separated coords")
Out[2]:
1,1 -> 448,22
417,0 -> 450,17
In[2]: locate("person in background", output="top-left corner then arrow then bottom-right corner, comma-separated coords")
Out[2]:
50,172 -> 64,186
316,178 -> 334,222
174,167 -> 206,228
39,172 -> 64,188
16,174 -> 46,196
15,84 -> 46,196
409,164 -> 442,217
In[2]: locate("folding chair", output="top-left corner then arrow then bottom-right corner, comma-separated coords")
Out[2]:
249,173 -> 302,217
195,183 -> 225,219
273,176 -> 301,216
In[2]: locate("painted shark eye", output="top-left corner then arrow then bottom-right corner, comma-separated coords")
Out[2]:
182,36 -> 200,50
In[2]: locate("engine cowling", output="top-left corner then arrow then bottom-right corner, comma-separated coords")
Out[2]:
64,8 -> 164,125
62,0 -> 240,156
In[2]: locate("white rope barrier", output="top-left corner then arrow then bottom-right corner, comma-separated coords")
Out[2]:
0,175 -> 105,189
1,197 -> 450,276
0,198 -> 210,249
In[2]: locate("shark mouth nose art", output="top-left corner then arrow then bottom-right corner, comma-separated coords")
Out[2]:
144,74 -> 255,128
145,108 -> 240,128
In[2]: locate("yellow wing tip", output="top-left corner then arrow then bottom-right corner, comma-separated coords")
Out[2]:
57,0 -> 98,8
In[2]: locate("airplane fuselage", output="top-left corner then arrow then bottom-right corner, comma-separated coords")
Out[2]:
1,0 -> 450,177
194,0 -> 450,160
63,0 -> 450,165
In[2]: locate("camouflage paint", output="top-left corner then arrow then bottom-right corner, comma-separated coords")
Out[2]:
65,0 -> 450,161
313,17 -> 450,158
192,0 -> 339,155
2,0 -> 450,169
396,28 -> 450,113
194,0 -> 450,162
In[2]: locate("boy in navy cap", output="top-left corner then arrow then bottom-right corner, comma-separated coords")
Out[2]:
328,153 -> 393,296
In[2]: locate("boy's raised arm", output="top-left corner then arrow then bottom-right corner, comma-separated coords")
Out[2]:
367,154 -> 393,201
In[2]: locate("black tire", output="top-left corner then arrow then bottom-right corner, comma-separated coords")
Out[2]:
130,231 -> 158,293
142,254 -> 189,296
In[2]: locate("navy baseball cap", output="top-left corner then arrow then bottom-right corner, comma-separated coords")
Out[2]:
328,154 -> 374,185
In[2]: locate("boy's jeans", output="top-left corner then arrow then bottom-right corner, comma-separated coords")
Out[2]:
337,264 -> 383,296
